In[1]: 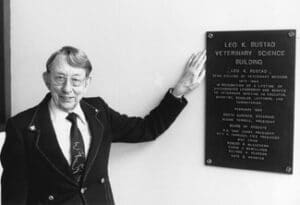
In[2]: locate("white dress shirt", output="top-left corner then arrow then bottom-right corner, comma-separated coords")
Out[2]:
48,99 -> 91,165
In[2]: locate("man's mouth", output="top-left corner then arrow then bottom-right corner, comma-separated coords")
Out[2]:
60,96 -> 75,102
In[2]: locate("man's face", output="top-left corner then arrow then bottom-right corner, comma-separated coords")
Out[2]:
43,55 -> 91,112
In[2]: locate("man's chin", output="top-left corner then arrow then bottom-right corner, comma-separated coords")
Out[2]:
59,103 -> 77,112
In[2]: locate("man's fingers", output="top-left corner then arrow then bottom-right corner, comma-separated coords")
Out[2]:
190,51 -> 201,67
195,52 -> 206,76
191,67 -> 205,84
196,69 -> 206,83
186,53 -> 196,69
196,54 -> 206,71
192,50 -> 206,67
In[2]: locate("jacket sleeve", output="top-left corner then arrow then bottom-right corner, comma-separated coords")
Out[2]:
107,90 -> 188,143
1,118 -> 29,205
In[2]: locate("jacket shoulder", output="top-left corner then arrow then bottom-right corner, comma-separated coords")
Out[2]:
7,105 -> 38,130
82,96 -> 108,111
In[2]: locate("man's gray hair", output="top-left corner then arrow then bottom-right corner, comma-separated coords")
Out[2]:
46,46 -> 92,76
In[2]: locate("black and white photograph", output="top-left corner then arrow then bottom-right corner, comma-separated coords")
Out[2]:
0,0 -> 299,205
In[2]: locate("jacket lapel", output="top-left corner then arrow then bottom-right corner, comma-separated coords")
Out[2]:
80,99 -> 104,182
30,93 -> 77,185
28,94 -> 105,185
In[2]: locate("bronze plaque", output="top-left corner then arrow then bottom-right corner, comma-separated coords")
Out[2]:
205,30 -> 296,174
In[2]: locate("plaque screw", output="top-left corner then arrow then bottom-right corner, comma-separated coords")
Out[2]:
208,33 -> 214,39
286,166 -> 292,173
288,31 -> 295,38
206,158 -> 213,164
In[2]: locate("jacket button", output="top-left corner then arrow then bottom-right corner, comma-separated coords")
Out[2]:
29,125 -> 36,131
80,187 -> 88,194
48,195 -> 54,200
100,177 -> 105,184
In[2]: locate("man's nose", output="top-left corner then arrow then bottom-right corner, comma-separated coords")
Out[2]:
61,79 -> 73,93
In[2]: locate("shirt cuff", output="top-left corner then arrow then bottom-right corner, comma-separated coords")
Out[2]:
168,88 -> 186,103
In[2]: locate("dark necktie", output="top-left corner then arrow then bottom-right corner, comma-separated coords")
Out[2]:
66,112 -> 86,183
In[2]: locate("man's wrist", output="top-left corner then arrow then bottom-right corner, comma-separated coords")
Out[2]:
170,88 -> 183,99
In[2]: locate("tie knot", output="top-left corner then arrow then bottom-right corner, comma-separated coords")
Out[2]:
66,112 -> 78,124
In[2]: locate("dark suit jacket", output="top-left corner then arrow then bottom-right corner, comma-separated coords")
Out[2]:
1,90 -> 187,205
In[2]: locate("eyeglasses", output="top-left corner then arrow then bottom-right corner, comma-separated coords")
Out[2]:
52,75 -> 87,87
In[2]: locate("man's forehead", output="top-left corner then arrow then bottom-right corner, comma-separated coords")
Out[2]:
50,55 -> 86,74
51,54 -> 68,68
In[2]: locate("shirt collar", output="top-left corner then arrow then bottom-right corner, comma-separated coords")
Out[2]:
49,98 -> 87,124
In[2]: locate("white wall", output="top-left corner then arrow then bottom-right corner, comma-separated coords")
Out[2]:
3,0 -> 300,204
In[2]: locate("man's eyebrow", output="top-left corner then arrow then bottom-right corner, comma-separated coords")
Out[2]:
54,72 -> 66,76
71,74 -> 84,78
52,71 -> 84,77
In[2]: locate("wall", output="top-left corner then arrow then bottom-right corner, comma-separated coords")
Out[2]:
2,0 -> 300,204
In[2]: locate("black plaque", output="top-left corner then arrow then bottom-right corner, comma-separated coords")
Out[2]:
205,30 -> 295,174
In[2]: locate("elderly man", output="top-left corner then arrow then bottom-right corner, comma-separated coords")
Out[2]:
1,46 -> 206,205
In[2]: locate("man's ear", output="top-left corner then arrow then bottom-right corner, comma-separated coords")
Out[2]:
85,76 -> 92,88
43,72 -> 51,90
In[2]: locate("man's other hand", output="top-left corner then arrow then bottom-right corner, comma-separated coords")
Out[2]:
172,50 -> 206,97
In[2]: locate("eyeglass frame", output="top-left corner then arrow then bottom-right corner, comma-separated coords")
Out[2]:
48,71 -> 89,87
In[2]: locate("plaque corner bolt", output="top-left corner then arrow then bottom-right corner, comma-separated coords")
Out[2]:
206,158 -> 213,164
208,33 -> 214,39
288,31 -> 295,38
286,166 -> 292,173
